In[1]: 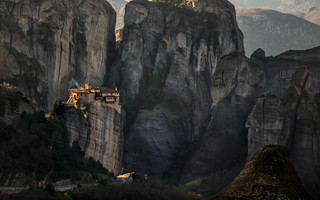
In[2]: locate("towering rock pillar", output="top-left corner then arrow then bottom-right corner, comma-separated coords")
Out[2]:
246,67 -> 320,199
64,102 -> 123,174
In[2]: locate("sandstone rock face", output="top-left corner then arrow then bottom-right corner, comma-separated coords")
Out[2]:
264,46 -> 320,95
0,0 -> 116,110
246,66 -> 320,199
236,8 -> 320,56
107,0 -> 244,180
64,106 -> 90,149
181,52 -> 265,190
211,145 -> 311,200
246,97 -> 284,156
64,102 -> 123,174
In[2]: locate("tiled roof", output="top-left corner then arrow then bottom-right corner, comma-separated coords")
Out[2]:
69,87 -> 118,94
94,87 -> 118,93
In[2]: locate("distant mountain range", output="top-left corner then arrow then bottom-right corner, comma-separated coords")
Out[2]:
229,0 -> 320,13
109,1 -> 320,29
303,6 -> 320,25
236,8 -> 320,56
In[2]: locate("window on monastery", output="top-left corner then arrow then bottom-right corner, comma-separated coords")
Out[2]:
106,97 -> 114,102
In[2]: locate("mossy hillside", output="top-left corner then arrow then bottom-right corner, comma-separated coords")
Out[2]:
181,169 -> 240,198
212,145 -> 311,200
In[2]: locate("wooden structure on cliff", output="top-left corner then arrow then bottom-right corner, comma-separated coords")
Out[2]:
67,83 -> 121,113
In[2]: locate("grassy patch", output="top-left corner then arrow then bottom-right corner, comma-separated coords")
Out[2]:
183,178 -> 202,188
142,104 -> 180,120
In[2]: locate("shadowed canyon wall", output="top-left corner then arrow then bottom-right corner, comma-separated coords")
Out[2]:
106,0 -> 244,182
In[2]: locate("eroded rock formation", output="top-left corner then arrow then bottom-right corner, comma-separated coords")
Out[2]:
107,0 -> 244,180
246,66 -> 320,199
0,82 -> 34,125
0,0 -> 116,110
181,51 -> 265,192
64,102 -> 123,174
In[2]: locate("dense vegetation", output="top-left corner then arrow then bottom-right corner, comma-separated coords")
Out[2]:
0,111 -> 109,186
152,0 -> 189,7
0,180 -> 202,200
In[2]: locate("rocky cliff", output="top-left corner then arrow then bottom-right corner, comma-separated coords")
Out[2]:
181,51 -> 265,192
0,0 -> 116,110
64,102 -> 123,174
211,145 -> 311,200
108,1 -> 320,197
107,0 -> 244,180
2,0 -> 320,198
0,84 -> 113,186
244,47 -> 320,199
236,8 -> 320,56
